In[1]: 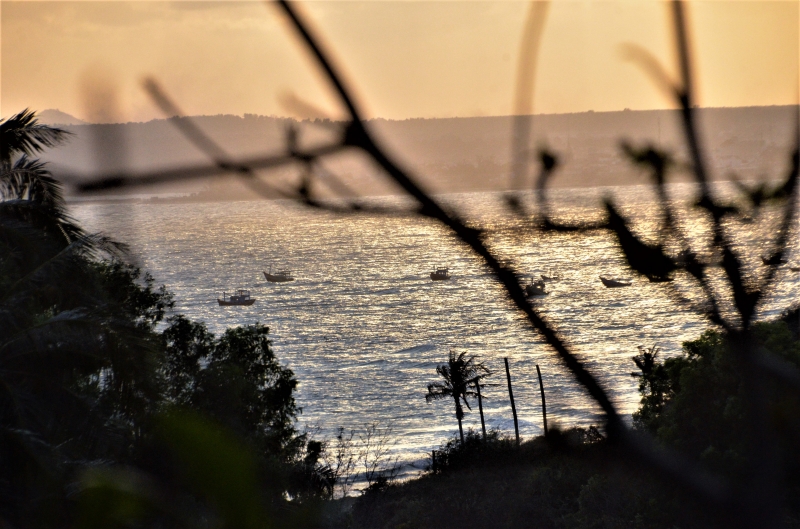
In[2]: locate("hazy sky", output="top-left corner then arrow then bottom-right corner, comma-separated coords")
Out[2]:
2,1 -> 798,122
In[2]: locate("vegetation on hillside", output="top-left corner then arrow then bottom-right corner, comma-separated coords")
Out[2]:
632,318 -> 800,486
0,109 -> 329,529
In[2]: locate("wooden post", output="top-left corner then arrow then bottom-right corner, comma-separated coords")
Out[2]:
431,450 -> 437,473
536,364 -> 548,436
504,357 -> 520,447
475,379 -> 487,441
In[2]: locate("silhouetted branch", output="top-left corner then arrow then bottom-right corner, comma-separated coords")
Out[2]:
669,1 -> 759,330
619,43 -> 681,103
510,1 -> 550,192
72,143 -> 343,193
275,0 -> 623,427
755,143 -> 800,302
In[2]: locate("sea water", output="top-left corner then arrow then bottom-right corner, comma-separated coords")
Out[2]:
72,184 -> 800,475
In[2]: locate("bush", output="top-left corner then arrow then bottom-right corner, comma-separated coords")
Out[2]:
430,426 -> 605,475
430,428 -> 517,473
631,321 -> 800,485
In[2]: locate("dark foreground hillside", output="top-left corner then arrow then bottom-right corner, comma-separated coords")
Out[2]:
326,431 -> 715,529
331,430 -> 800,529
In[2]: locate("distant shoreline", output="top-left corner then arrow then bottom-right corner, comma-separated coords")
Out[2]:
64,178 -> 775,207
48,104 -> 796,200
38,104 -> 800,128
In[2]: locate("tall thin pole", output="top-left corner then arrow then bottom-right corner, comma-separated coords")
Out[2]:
475,380 -> 487,441
536,364 -> 548,436
504,358 -> 520,447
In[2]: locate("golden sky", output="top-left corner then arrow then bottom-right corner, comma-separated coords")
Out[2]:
2,1 -> 798,122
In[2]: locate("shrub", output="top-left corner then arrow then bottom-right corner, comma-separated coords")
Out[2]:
430,426 -> 604,475
631,321 -> 800,485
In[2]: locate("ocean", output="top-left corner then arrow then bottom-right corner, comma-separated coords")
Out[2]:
72,184 -> 799,476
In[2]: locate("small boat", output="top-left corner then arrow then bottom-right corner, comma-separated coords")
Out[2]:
761,255 -> 787,266
430,266 -> 451,281
218,289 -> 256,306
264,266 -> 295,282
526,278 -> 548,297
600,276 -> 632,288
541,269 -> 562,281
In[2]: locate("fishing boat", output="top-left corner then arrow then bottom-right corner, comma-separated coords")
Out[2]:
526,278 -> 548,297
761,255 -> 787,266
430,266 -> 451,281
264,266 -> 295,282
217,289 -> 256,306
541,269 -> 562,281
600,276 -> 632,288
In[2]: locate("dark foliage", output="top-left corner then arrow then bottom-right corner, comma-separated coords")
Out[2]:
431,428 -> 522,473
162,316 -> 302,458
0,111 -> 328,529
632,322 -> 800,492
430,427 -> 605,475
343,427 -> 718,529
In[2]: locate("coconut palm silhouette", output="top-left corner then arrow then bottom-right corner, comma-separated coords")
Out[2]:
426,350 -> 490,444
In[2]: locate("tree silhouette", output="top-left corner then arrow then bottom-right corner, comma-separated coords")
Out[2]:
1,109 -> 68,164
426,351 -> 490,444
0,109 -> 86,239
0,110 -> 180,525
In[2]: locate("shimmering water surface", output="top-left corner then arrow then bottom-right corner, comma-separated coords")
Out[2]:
72,185 -> 800,473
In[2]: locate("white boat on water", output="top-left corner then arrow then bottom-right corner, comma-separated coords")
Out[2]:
600,276 -> 632,288
218,289 -> 256,306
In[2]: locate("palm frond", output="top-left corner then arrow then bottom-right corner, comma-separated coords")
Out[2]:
0,109 -> 70,164
1,240 -> 89,306
0,224 -> 125,333
0,309 -> 109,362
0,198 -> 87,247
425,382 -> 454,402
1,155 -> 65,207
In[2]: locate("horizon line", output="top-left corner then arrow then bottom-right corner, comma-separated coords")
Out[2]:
28,103 -> 800,127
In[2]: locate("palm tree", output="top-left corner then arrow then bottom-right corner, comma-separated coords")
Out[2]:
0,109 -> 87,243
426,350 -> 491,444
1,109 -> 69,195
1,109 -> 68,158
0,110 -> 171,524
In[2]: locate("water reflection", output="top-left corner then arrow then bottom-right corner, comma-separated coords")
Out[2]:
72,184 -> 800,470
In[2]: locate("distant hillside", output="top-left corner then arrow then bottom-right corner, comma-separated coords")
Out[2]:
38,109 -> 87,126
41,106 -> 798,199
